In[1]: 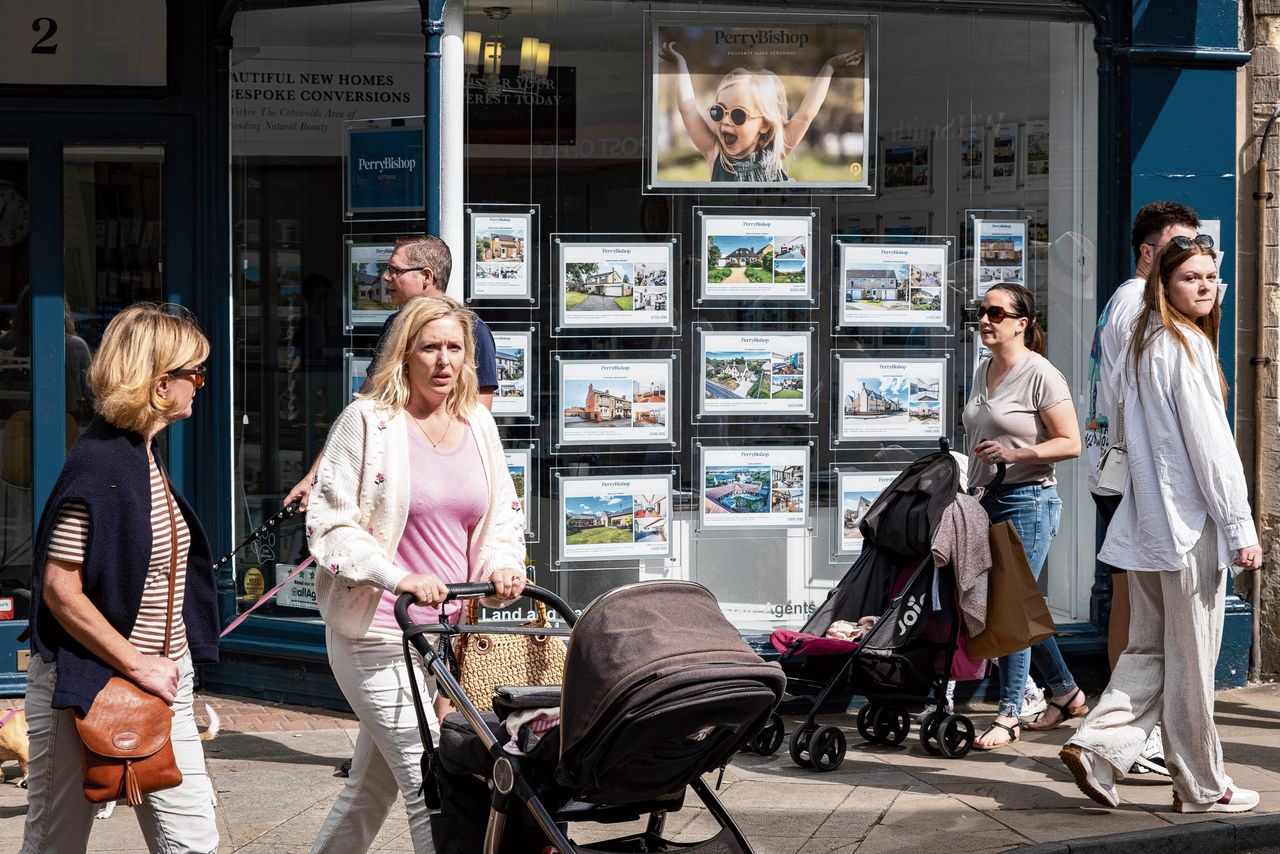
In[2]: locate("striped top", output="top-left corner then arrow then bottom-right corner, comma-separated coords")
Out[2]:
48,458 -> 190,658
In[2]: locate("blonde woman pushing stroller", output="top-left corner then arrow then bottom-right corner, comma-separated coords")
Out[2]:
659,41 -> 862,182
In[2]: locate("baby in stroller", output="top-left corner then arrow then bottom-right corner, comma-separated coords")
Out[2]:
397,579 -> 787,854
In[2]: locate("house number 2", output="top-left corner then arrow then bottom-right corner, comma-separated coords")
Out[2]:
32,17 -> 58,54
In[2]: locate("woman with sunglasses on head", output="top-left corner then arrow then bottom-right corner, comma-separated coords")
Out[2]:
1060,237 -> 1262,814
962,283 -> 1085,751
21,303 -> 219,853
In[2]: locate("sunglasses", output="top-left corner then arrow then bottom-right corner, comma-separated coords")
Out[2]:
168,365 -> 207,389
382,264 -> 426,279
708,104 -> 763,127
1148,234 -> 1215,252
972,305 -> 1024,323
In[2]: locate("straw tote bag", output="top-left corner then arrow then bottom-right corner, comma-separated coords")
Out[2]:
74,472 -> 183,805
966,520 -> 1057,660
455,598 -> 567,711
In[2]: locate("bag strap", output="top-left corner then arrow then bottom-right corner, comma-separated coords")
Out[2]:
157,463 -> 179,660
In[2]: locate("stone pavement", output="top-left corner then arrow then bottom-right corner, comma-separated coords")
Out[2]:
3,683 -> 1280,852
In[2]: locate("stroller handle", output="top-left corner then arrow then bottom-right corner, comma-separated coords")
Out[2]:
393,582 -> 577,632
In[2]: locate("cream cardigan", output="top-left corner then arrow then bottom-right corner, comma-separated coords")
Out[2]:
306,397 -> 526,638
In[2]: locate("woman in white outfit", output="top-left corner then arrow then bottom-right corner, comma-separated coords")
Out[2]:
1060,235 -> 1263,814
306,296 -> 527,853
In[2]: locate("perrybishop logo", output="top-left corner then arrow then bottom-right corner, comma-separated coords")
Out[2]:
357,156 -> 417,172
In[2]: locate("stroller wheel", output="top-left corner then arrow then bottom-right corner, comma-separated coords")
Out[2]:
872,706 -> 911,746
788,723 -> 814,767
751,713 -> 785,756
919,710 -> 944,755
856,703 -> 878,743
808,725 -> 847,772
937,714 -> 975,758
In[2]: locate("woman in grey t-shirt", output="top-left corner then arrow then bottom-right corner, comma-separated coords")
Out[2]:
962,283 -> 1085,750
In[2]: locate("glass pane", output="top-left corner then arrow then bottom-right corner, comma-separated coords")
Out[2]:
63,144 -> 165,437
0,146 -> 32,618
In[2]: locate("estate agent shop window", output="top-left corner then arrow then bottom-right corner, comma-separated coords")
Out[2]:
229,1 -> 1098,634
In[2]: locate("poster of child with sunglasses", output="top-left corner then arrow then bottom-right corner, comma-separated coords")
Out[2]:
650,13 -> 872,190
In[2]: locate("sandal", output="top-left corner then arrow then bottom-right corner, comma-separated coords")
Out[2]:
1024,688 -> 1090,732
974,719 -> 1021,751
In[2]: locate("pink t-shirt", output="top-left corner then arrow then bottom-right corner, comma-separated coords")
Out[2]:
369,422 -> 489,634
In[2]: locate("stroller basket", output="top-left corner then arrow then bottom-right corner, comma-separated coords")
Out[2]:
397,580 -> 786,854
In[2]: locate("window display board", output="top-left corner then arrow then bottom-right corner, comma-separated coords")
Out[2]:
505,442 -> 539,542
696,442 -> 812,533
881,130 -> 932,195
1022,120 -> 1049,188
646,10 -> 876,194
696,326 -> 813,422
555,352 -> 677,452
881,210 -> 931,236
342,116 -> 425,221
553,234 -> 678,336
554,468 -> 676,568
833,235 -> 951,333
343,349 -> 372,401
343,236 -> 399,330
467,204 -> 538,304
958,126 -> 985,190
832,352 -> 950,447
969,211 -> 1030,299
830,464 -> 903,560
987,122 -> 1019,192
696,208 -> 817,306
491,325 -> 537,422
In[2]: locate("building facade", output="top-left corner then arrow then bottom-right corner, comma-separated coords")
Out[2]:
0,0 -> 1257,705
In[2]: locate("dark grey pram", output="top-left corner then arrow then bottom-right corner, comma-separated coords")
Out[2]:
396,579 -> 786,853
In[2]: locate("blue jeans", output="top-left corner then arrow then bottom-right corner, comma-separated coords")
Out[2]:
981,483 -> 1077,717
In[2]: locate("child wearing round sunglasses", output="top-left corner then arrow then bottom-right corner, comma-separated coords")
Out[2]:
658,42 -> 862,182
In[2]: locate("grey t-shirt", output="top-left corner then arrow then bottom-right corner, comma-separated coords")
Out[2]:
962,351 -> 1073,489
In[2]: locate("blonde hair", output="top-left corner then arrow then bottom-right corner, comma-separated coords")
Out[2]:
1129,241 -> 1227,399
88,302 -> 210,434
360,296 -> 477,419
714,68 -> 789,180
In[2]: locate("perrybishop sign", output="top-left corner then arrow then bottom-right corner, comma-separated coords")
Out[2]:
346,126 -> 424,215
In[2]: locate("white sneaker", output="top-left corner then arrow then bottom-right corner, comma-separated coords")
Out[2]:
1173,786 -> 1260,814
1131,724 -> 1171,777
1060,744 -> 1120,808
1022,682 -> 1048,718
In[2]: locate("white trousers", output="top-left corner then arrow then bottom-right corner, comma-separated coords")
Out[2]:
311,629 -> 441,854
20,652 -> 219,854
1068,523 -> 1229,805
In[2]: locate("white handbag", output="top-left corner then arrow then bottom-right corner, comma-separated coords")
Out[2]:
1094,395 -> 1130,497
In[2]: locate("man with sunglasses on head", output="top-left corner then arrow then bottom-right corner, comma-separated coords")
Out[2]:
1085,201 -> 1202,778
284,234 -> 498,510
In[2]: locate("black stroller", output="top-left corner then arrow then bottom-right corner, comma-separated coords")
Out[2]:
396,579 -> 787,853
757,443 -> 986,771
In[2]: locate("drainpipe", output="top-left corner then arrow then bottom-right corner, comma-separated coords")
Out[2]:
421,0 -> 445,237
1250,107 -> 1280,682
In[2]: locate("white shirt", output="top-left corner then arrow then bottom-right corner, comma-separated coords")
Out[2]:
1098,326 -> 1256,572
1085,277 -> 1144,493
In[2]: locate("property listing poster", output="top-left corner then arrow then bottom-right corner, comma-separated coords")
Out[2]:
650,13 -> 872,190
559,474 -> 673,562
1022,119 -> 1049,186
988,122 -> 1019,192
837,471 -> 899,555
701,213 -> 812,301
700,445 -> 809,529
505,448 -> 533,538
973,218 -> 1027,298
559,241 -> 673,329
839,242 -> 947,328
346,240 -> 397,327
559,359 -> 672,446
959,127 -> 984,188
882,133 -> 931,192
838,357 -> 946,441
471,211 -> 532,299
700,330 -> 810,416
492,331 -> 532,418
344,351 -> 371,400
882,210 -> 930,236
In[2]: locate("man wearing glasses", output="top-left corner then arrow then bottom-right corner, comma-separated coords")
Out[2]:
284,234 -> 498,509
1085,201 -> 1201,777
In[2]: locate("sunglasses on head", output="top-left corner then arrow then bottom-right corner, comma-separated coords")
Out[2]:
1149,234 -> 1215,252
168,365 -> 207,389
972,305 -> 1024,323
708,104 -> 763,127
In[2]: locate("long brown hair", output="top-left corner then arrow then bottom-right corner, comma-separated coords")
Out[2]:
1128,242 -> 1226,399
986,283 -> 1046,355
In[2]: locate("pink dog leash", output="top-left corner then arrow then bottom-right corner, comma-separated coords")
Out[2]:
0,707 -> 20,728
220,557 -> 314,638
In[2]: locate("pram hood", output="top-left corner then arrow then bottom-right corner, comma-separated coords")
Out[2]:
557,580 -> 785,801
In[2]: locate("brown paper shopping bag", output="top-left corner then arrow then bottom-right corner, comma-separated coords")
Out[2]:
966,520 -> 1057,660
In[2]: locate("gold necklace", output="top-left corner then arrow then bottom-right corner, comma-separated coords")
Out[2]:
412,415 -> 454,448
